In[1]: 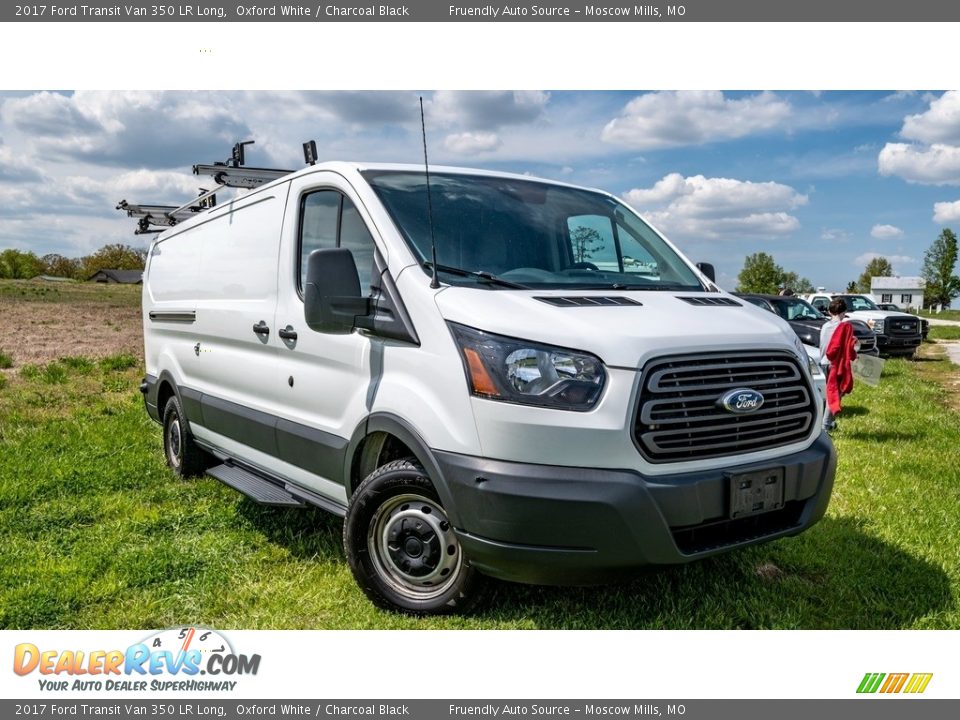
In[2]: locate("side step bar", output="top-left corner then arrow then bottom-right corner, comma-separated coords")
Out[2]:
207,464 -> 305,507
206,462 -> 348,517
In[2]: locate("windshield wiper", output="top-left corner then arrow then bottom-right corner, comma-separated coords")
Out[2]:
423,262 -> 529,289
576,283 -> 696,291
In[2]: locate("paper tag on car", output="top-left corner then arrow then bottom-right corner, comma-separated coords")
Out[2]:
852,354 -> 885,386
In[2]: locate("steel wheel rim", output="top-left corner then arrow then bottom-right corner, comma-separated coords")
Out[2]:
167,414 -> 182,468
367,493 -> 462,600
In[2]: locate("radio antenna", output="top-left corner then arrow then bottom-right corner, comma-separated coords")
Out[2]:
420,96 -> 440,289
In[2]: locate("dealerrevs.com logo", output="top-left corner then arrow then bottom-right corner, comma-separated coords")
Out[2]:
857,672 -> 933,694
13,627 -> 260,692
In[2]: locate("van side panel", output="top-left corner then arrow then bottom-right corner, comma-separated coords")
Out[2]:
148,195 -> 282,303
144,190 -> 289,465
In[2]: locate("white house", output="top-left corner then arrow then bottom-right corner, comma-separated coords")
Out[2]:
870,276 -> 925,310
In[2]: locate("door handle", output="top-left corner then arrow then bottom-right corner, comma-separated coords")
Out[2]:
278,326 -> 298,341
252,321 -> 270,336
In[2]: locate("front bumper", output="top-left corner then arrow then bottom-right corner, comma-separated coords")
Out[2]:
436,433 -> 836,584
877,334 -> 921,352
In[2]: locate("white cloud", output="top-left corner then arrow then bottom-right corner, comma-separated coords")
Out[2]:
623,173 -> 807,240
0,140 -> 43,182
601,91 -> 791,150
900,90 -> 960,145
854,252 -> 916,267
933,199 -> 960,224
107,169 -> 198,200
821,228 -> 850,242
879,93 -> 960,186
880,91 -> 918,103
870,223 -> 904,239
430,91 -> 549,130
4,90 -> 252,168
443,131 -> 501,155
878,142 -> 960,185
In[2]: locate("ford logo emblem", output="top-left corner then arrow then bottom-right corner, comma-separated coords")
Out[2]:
719,388 -> 765,414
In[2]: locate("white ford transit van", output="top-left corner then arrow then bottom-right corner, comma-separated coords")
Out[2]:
134,153 -> 836,614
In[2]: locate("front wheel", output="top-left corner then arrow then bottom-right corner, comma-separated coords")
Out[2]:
343,459 -> 485,615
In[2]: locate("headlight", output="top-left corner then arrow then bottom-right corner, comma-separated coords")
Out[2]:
807,354 -> 823,377
793,336 -> 808,364
449,322 -> 606,410
854,338 -> 861,353
869,318 -> 885,334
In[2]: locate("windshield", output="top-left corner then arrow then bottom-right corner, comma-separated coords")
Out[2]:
838,295 -> 879,311
771,297 -> 824,321
362,170 -> 704,290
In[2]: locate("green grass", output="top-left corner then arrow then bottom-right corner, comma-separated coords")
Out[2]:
919,308 -> 960,322
1,352 -> 959,630
0,279 -> 141,307
928,325 -> 960,341
0,350 -> 12,369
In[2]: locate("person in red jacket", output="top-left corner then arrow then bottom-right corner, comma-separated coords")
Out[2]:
819,299 -> 857,431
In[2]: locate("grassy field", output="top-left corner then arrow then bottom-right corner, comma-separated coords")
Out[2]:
1,280 -> 959,629
920,308 -> 960,322
928,325 -> 960,341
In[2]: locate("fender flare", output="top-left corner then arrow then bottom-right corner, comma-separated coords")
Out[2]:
343,412 -> 461,526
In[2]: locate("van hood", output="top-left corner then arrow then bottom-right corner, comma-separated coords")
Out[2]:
847,309 -> 914,322
434,289 -> 800,368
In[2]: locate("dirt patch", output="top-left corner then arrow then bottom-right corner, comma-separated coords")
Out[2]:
915,342 -> 960,413
0,298 -> 142,368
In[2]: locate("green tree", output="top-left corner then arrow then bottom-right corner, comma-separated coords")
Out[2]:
735,253 -> 813,294
856,256 -> 893,293
0,249 -> 43,279
921,228 -> 960,308
570,226 -> 603,264
737,252 -> 783,294
41,253 -> 81,279
80,243 -> 147,278
779,271 -> 814,294
845,280 -> 858,293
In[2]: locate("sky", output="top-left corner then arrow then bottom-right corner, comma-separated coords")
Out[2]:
1,89 -> 959,291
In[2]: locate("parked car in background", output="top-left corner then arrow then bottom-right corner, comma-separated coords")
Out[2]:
877,302 -> 901,311
736,293 -> 879,357
802,292 -> 921,357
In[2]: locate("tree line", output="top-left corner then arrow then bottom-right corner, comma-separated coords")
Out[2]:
736,228 -> 959,308
0,244 -> 147,281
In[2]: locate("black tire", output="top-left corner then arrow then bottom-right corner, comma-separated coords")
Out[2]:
162,395 -> 209,478
344,458 -> 485,615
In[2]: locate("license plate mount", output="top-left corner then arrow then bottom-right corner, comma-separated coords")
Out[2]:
728,468 -> 785,519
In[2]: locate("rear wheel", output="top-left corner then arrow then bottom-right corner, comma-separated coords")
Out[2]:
343,458 -> 484,615
162,395 -> 209,478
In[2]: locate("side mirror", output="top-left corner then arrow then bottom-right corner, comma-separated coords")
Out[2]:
696,262 -> 716,283
303,248 -> 371,334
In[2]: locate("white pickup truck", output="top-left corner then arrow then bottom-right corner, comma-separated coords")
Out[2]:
802,293 -> 922,358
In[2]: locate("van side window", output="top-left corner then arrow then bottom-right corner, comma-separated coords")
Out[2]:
298,190 -> 376,294
339,198 -> 375,291
299,191 -> 340,291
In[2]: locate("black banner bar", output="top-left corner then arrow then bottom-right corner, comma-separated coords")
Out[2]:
5,0 -> 960,22
2,700 -> 956,719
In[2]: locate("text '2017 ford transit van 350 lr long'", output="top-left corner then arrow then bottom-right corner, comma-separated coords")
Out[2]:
128,143 -> 836,615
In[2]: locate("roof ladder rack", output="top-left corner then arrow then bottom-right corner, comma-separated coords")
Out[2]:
116,140 -> 313,234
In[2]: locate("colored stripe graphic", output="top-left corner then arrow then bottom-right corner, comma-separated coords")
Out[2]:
857,673 -> 885,693
857,672 -> 932,694
904,673 -> 933,694
880,673 -> 909,693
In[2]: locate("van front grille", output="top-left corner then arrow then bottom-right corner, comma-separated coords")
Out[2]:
634,351 -> 816,463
